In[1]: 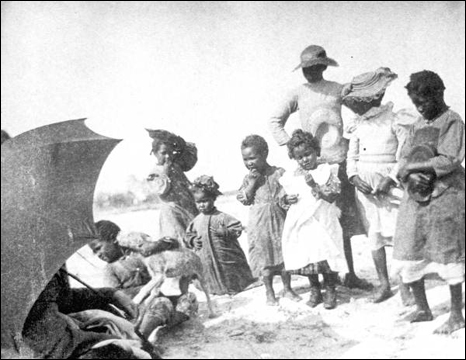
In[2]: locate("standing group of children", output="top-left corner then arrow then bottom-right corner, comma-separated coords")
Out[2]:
94,44 -> 464,336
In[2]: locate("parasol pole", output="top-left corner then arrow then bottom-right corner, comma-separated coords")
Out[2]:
59,268 -> 160,357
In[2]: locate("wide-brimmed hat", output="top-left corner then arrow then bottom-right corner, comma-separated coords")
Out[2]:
293,45 -> 339,71
342,67 -> 398,101
406,143 -> 437,203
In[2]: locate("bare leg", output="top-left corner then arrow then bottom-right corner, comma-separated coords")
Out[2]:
263,274 -> 278,306
372,247 -> 394,303
399,276 -> 415,306
406,278 -> 433,323
434,283 -> 465,334
343,236 -> 373,290
281,271 -> 302,301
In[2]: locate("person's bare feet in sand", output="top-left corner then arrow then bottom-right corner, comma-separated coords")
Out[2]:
283,290 -> 302,302
373,287 -> 394,303
434,314 -> 465,335
406,309 -> 434,323
266,292 -> 279,306
344,273 -> 373,291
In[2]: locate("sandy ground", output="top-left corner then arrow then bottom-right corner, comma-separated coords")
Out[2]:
66,200 -> 465,359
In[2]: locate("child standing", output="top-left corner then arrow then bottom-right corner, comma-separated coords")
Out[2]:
186,175 -> 255,296
342,67 -> 412,304
237,135 -> 301,306
393,71 -> 465,334
281,129 -> 346,309
146,130 -> 198,243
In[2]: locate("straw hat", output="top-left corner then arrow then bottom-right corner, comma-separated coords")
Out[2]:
293,45 -> 339,71
342,67 -> 398,101
307,108 -> 342,150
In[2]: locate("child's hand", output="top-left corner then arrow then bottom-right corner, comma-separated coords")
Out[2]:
304,173 -> 317,188
286,194 -> 299,204
215,225 -> 228,238
193,237 -> 203,250
407,172 -> 433,191
247,169 -> 262,183
351,175 -> 373,195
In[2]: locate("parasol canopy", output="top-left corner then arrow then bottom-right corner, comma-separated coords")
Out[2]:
1,119 -> 121,350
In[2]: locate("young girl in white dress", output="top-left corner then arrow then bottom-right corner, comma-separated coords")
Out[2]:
280,129 -> 347,309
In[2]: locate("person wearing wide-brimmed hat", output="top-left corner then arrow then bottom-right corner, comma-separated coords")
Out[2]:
391,71 -> 465,335
342,67 -> 413,305
269,45 -> 371,290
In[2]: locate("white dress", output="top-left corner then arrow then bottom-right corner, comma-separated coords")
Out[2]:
280,163 -> 347,273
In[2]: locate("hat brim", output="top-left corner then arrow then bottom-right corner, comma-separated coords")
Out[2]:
293,57 -> 339,72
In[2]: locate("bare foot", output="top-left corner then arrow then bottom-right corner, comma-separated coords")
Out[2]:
266,292 -> 279,306
434,315 -> 465,335
406,309 -> 434,323
344,274 -> 374,291
283,290 -> 302,302
373,288 -> 394,303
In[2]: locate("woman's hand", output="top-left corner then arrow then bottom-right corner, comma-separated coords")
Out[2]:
351,175 -> 373,195
374,176 -> 396,195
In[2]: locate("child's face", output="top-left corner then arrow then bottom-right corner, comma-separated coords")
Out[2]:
193,191 -> 215,214
409,92 -> 443,120
89,239 -> 122,263
242,146 -> 267,174
153,143 -> 174,165
292,143 -> 318,171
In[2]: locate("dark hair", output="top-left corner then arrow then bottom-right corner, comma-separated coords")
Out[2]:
95,220 -> 120,242
406,70 -> 445,98
287,129 -> 320,159
241,134 -> 269,158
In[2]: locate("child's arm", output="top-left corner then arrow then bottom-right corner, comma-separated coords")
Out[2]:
216,214 -> 243,239
237,173 -> 260,205
186,221 -> 202,250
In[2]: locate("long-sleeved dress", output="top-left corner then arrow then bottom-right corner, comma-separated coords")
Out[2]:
280,164 -> 347,274
393,109 -> 465,285
186,208 -> 255,295
346,103 -> 407,249
269,80 -> 365,240
147,163 -> 198,243
238,165 -> 288,277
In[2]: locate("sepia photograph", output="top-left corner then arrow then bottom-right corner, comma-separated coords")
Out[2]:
1,1 -> 465,358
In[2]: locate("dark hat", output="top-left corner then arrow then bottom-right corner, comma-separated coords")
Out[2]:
293,45 -> 338,71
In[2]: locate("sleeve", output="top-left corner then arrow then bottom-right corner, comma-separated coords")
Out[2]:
268,88 -> 299,146
222,213 -> 243,239
428,115 -> 465,177
394,123 -> 416,180
185,220 -> 198,249
275,167 -> 291,210
389,118 -> 410,181
101,266 -> 121,289
346,132 -> 359,180
147,171 -> 171,195
237,176 -> 254,205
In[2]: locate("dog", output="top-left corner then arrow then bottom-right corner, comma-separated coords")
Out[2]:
116,233 -> 215,319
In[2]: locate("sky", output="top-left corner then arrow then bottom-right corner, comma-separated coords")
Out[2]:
1,1 -> 465,192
